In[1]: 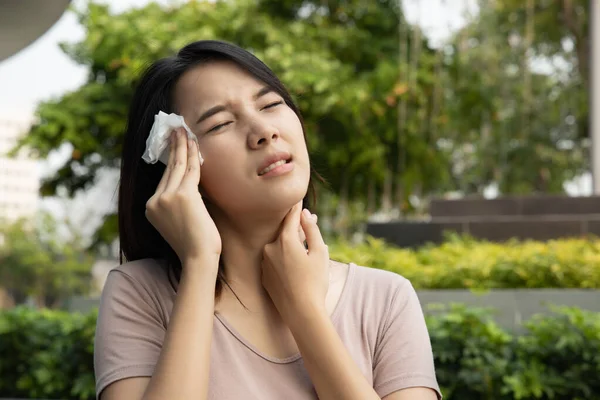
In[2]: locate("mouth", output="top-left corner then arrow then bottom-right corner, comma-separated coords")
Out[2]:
258,158 -> 292,176
257,152 -> 293,176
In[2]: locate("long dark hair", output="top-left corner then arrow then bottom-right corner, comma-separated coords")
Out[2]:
118,40 -> 319,298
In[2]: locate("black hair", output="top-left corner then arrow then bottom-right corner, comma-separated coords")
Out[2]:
118,40 -> 320,298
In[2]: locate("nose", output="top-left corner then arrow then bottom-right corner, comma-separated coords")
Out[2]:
247,118 -> 279,149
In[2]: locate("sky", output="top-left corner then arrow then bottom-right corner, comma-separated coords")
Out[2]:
8,0 -> 590,239
0,0 -> 173,120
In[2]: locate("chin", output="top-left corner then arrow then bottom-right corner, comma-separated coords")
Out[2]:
252,181 -> 309,212
270,185 -> 308,209
210,169 -> 311,215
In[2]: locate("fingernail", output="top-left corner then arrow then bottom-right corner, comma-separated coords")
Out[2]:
302,209 -> 311,219
312,213 -> 317,221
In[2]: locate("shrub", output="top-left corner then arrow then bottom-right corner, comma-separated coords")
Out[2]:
0,307 -> 96,400
1,306 -> 599,400
503,306 -> 600,400
329,235 -> 600,289
428,305 -> 600,400
426,304 -> 513,399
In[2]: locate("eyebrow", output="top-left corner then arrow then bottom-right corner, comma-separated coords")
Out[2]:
195,86 -> 276,125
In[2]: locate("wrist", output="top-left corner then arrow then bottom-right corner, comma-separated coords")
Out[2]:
286,299 -> 328,334
181,254 -> 220,276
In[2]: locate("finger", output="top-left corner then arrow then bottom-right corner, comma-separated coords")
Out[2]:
298,225 -> 309,253
301,209 -> 326,251
163,129 -> 188,192
155,130 -> 177,194
298,224 -> 306,243
180,137 -> 201,189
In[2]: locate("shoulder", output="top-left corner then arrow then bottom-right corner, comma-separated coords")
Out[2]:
94,260 -> 172,398
108,258 -> 170,286
336,260 -> 418,323
101,258 -> 176,309
348,261 -> 411,299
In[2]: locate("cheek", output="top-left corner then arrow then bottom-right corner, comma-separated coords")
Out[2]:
283,112 -> 308,154
197,140 -> 248,197
197,142 -> 229,182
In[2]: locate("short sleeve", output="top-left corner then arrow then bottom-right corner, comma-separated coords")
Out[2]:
94,269 -> 166,398
372,279 -> 442,399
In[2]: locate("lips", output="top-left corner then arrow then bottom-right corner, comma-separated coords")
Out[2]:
257,151 -> 292,176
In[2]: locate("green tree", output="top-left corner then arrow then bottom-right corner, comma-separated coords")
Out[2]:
12,0 -> 591,244
14,0 -> 445,242
0,213 -> 94,308
438,0 -> 588,194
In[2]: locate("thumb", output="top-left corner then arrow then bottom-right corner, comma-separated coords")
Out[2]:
300,209 -> 326,252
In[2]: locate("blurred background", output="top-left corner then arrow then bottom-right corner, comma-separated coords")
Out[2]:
0,0 -> 599,399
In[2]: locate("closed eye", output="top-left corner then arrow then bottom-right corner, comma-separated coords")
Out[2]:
262,101 -> 283,110
207,121 -> 232,133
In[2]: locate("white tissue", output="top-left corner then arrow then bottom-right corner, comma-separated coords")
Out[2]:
142,111 -> 204,166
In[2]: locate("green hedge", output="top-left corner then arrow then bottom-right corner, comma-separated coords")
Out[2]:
1,306 -> 599,400
329,235 -> 600,289
428,305 -> 600,400
0,308 -> 96,400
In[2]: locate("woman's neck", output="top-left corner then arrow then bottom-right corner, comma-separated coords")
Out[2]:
210,206 -> 290,309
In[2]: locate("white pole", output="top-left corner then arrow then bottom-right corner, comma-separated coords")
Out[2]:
591,0 -> 600,194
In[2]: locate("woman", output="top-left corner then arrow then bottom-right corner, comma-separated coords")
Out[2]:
94,40 -> 441,400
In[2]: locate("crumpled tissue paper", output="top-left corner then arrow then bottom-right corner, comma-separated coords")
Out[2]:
142,111 -> 204,166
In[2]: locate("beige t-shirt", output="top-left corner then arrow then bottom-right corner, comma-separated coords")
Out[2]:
94,259 -> 441,399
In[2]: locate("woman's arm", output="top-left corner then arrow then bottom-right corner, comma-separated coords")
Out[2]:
261,205 -> 440,400
288,302 -> 380,400
289,305 -> 438,400
101,257 -> 218,400
141,258 -> 218,399
102,131 -> 222,400
261,206 -> 378,399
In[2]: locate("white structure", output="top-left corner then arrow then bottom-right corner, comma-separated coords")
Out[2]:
0,119 -> 39,222
1,0 -> 71,61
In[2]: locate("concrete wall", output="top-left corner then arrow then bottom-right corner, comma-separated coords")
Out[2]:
67,289 -> 600,332
417,289 -> 600,331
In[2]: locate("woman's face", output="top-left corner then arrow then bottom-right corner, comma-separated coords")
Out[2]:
173,60 -> 310,217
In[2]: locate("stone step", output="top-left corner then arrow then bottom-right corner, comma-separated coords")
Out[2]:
430,195 -> 600,218
367,214 -> 600,248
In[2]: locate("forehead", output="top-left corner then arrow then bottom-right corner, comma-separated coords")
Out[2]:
174,60 -> 265,106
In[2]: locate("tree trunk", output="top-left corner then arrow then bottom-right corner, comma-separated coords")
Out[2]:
367,177 -> 376,215
561,0 -> 588,82
382,166 -> 393,213
336,171 -> 349,237
395,0 -> 407,210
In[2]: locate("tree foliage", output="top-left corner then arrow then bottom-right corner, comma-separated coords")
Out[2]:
0,213 -> 94,308
441,0 -> 589,194
12,0 -> 591,243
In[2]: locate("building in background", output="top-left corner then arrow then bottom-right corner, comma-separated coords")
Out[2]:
0,0 -> 72,308
0,119 -> 39,223
0,0 -> 71,224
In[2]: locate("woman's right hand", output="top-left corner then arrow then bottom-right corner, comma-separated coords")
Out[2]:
145,128 -> 222,265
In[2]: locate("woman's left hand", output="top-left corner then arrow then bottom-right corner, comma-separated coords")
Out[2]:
261,201 -> 330,324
